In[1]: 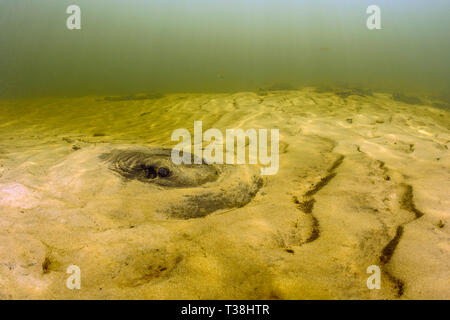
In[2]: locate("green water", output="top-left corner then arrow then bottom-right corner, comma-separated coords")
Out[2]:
0,0 -> 449,100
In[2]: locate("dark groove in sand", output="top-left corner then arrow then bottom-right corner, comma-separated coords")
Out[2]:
304,172 -> 337,197
293,154 -> 345,245
380,226 -> 404,265
305,215 -> 320,243
379,225 -> 405,297
400,184 -> 425,218
327,155 -> 345,173
379,183 -> 425,297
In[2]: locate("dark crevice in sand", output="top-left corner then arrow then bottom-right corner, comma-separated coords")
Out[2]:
380,226 -> 404,265
304,153 -> 343,208
378,183 -> 426,297
376,160 -> 391,181
400,184 -> 424,218
291,195 -> 321,245
385,270 -> 405,297
304,172 -> 337,197
379,225 -> 405,297
327,155 -> 345,173
291,154 -> 345,246
306,215 -> 320,243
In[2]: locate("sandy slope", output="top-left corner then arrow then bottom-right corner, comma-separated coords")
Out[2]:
0,87 -> 449,299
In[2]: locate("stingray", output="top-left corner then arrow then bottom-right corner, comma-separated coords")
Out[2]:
99,147 -> 263,219
100,148 -> 220,188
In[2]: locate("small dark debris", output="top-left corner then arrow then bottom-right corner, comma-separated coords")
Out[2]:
42,257 -> 51,274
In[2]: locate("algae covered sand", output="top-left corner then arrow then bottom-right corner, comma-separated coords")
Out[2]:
0,87 -> 449,299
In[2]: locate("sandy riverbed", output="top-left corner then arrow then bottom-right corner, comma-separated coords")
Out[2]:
0,87 -> 449,299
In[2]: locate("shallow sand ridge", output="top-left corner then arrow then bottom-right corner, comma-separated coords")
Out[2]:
0,87 -> 448,299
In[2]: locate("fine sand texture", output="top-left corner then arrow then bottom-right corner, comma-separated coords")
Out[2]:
0,87 -> 449,299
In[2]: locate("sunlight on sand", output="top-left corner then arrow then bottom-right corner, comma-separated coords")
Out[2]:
0,87 -> 448,299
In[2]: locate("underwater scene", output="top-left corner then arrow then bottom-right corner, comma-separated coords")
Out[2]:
0,0 -> 449,300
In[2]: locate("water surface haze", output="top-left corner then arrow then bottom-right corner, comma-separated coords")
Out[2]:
0,0 -> 449,98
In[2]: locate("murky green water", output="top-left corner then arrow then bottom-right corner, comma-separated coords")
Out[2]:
0,0 -> 449,100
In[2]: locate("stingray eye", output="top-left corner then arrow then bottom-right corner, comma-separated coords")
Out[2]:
158,167 -> 170,178
145,166 -> 157,179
